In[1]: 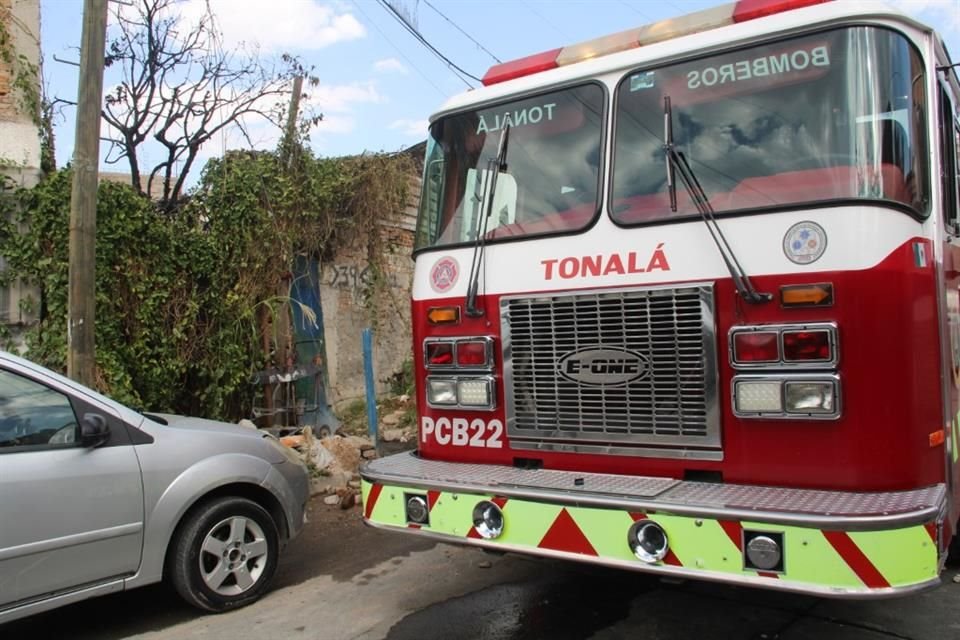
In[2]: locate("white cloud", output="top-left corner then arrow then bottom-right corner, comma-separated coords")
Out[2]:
374,58 -> 408,74
307,81 -> 383,113
389,118 -> 429,138
907,0 -> 960,33
315,114 -> 357,135
172,0 -> 366,52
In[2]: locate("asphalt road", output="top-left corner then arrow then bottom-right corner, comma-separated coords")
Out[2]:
5,497 -> 960,640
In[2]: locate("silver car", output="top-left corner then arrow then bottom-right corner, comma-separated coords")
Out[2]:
0,351 -> 310,624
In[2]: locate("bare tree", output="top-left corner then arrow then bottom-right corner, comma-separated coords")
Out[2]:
101,0 -> 312,210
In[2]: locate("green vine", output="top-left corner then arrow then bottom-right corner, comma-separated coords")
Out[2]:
0,12 -> 40,124
0,146 -> 414,419
0,6 -> 51,173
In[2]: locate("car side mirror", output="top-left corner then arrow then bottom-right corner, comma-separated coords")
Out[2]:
80,413 -> 110,448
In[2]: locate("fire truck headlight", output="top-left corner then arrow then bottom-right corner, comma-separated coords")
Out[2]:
458,378 -> 494,408
427,378 -> 458,405
472,501 -> 504,539
627,520 -> 670,564
734,380 -> 782,414
784,380 -> 836,414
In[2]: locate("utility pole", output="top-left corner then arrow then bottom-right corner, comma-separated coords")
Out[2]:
281,75 -> 303,168
67,0 -> 108,385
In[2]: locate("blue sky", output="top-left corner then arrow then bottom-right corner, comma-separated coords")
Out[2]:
40,0 -> 960,179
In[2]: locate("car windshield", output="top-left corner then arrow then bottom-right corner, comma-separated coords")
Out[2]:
611,26 -> 929,224
415,84 -> 605,249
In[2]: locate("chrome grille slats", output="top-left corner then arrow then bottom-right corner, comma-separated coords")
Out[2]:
501,283 -> 719,453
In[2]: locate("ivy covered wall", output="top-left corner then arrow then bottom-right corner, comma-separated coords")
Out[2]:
0,148 -> 416,420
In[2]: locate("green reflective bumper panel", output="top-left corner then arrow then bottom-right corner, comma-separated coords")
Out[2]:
361,480 -> 941,598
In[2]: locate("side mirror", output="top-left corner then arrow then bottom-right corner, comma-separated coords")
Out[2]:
80,413 -> 110,448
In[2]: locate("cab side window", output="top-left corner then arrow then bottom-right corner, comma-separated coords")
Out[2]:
940,84 -> 959,232
0,369 -> 79,450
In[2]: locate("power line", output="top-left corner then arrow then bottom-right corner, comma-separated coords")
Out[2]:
377,0 -> 479,88
350,0 -> 447,98
617,1 -> 655,22
422,0 -> 500,64
519,0 -> 569,40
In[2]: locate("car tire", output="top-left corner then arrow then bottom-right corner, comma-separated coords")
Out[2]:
169,497 -> 280,612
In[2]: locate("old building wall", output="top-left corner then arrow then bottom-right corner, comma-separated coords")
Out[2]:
320,174 -> 419,405
0,0 -> 41,330
0,0 -> 41,174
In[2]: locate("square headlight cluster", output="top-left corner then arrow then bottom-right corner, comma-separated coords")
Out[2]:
426,377 -> 494,409
730,323 -> 840,420
424,337 -> 496,411
733,376 -> 839,419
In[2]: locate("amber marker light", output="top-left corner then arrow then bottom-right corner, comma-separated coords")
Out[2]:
780,283 -> 833,308
930,430 -> 945,447
427,306 -> 461,325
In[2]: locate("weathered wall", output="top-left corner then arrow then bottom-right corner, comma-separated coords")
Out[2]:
321,173 -> 419,405
0,0 -> 41,330
0,0 -> 41,172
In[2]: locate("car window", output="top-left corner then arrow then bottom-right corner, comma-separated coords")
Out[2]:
0,369 -> 79,450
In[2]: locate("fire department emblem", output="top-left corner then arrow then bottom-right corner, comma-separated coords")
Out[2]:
429,256 -> 459,293
783,221 -> 827,265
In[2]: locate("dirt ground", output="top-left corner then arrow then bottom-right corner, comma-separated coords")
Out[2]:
6,497 -> 960,640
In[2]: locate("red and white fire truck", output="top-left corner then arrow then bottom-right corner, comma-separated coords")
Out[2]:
361,0 -> 960,597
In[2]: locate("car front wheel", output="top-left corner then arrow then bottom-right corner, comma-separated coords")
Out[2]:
169,497 -> 280,612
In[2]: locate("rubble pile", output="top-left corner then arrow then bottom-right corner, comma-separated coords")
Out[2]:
273,400 -> 416,508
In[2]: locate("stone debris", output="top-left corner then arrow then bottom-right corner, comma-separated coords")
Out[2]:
273,420 -> 404,499
477,560 -> 492,569
953,574 -> 960,584
381,411 -> 402,427
381,428 -> 404,442
322,435 -> 364,471
380,426 -> 415,444
323,494 -> 340,506
307,433 -> 335,470
337,487 -> 358,509
280,435 -> 305,449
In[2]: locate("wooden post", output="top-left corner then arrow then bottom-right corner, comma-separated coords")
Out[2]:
282,75 -> 303,167
67,0 -> 108,385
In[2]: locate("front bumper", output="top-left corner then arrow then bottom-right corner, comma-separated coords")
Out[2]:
361,452 -> 946,598
264,459 -> 311,542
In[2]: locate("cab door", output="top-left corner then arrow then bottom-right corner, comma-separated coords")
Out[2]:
938,76 -> 960,534
0,364 -> 144,609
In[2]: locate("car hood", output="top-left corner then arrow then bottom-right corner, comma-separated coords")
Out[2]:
137,414 -> 291,466
148,413 -> 262,437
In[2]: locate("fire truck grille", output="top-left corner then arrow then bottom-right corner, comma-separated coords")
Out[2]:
501,283 -> 719,455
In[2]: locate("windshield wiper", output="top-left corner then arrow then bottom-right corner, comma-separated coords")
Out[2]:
662,97 -> 771,305
465,124 -> 510,317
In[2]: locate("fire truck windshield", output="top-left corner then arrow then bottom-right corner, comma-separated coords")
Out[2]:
612,26 -> 930,224
415,84 -> 604,250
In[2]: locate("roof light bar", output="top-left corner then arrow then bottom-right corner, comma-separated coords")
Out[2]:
732,0 -> 830,23
481,48 -> 562,87
481,0 -> 832,86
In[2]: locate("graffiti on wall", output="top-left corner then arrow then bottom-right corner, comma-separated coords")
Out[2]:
325,263 -> 402,294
